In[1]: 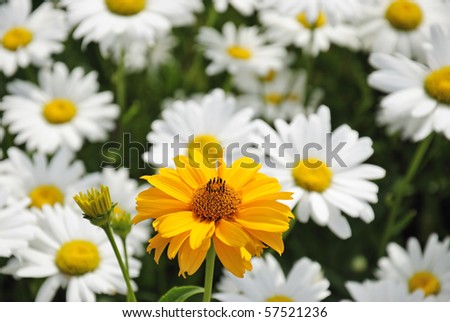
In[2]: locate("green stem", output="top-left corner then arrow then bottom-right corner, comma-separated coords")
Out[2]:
115,50 -> 127,127
202,246 -> 216,302
121,236 -> 130,273
379,134 -> 434,256
103,225 -> 137,302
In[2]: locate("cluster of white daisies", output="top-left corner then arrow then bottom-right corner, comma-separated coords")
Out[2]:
0,0 -> 449,302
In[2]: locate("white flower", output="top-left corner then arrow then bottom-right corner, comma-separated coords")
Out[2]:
345,280 -> 431,302
358,0 -> 449,61
100,167 -> 150,256
214,253 -> 330,302
197,22 -> 287,76
213,0 -> 259,16
376,234 -> 450,301
235,68 -> 323,121
260,5 -> 360,56
3,204 -> 141,302
0,127 -> 4,159
369,26 -> 450,141
0,0 -> 68,76
0,187 -> 35,258
1,62 -> 119,154
257,105 -> 385,239
62,0 -> 202,49
0,147 -> 99,209
143,89 -> 259,168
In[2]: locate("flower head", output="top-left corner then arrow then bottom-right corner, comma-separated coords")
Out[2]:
133,155 -> 293,278
73,185 -> 114,227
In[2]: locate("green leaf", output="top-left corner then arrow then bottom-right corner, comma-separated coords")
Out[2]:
158,286 -> 204,302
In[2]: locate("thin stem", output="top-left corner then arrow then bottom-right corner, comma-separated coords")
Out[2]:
115,49 -> 127,128
121,236 -> 130,273
103,225 -> 137,302
379,134 -> 434,256
202,246 -> 216,302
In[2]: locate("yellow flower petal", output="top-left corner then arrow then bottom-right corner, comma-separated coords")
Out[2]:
142,172 -> 193,204
214,237 -> 251,278
155,211 -> 196,238
236,208 -> 290,232
178,238 -> 210,277
189,220 -> 215,249
222,157 -> 262,190
147,234 -> 170,263
246,229 -> 284,255
167,231 -> 190,259
215,220 -> 250,247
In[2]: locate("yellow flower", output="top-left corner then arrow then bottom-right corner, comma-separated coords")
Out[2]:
73,185 -> 114,227
133,156 -> 293,278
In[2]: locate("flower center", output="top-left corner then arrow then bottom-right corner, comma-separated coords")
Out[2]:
227,46 -> 252,60
260,70 -> 276,82
29,185 -> 64,209
42,98 -> 77,124
385,0 -> 423,31
188,134 -> 223,161
55,240 -> 100,276
297,12 -> 327,29
191,177 -> 241,222
408,271 -> 441,296
292,158 -> 333,192
1,27 -> 33,51
266,295 -> 294,302
105,0 -> 146,16
424,66 -> 450,105
265,93 -> 284,105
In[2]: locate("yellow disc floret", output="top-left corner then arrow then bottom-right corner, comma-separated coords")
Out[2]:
293,158 -> 333,192
297,12 -> 327,29
42,99 -> 77,124
408,271 -> 441,296
385,0 -> 423,31
227,45 -> 252,60
424,66 -> 450,105
266,295 -> 294,302
191,177 -> 241,222
1,27 -> 33,51
105,0 -> 146,16
55,240 -> 100,276
29,185 -> 64,209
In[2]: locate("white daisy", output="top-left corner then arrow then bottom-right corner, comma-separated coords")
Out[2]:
0,187 -> 35,258
1,62 -> 119,154
213,0 -> 259,16
260,5 -> 360,56
257,105 -> 386,239
143,89 -> 259,168
3,204 -> 141,302
63,0 -> 202,49
0,147 -> 99,209
369,26 -> 450,141
0,0 -> 67,76
345,280 -> 431,302
235,68 -> 323,121
376,233 -> 450,301
99,167 -> 150,256
358,0 -> 449,61
0,126 -> 4,159
197,22 -> 287,76
214,253 -> 330,302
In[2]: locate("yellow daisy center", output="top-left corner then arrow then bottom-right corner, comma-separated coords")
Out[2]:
1,27 -> 33,51
266,295 -> 294,302
42,98 -> 77,124
265,93 -> 284,105
55,240 -> 100,276
385,0 -> 423,31
408,271 -> 441,296
424,66 -> 450,105
29,185 -> 64,209
105,0 -> 146,16
292,158 -> 333,192
297,12 -> 327,29
188,134 -> 223,160
227,46 -> 252,60
191,177 -> 241,222
260,70 -> 277,82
